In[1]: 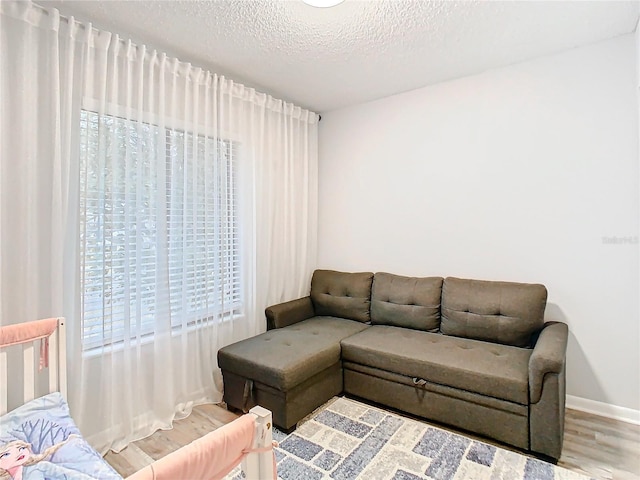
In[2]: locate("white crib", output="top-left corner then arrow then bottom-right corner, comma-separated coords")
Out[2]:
0,317 -> 276,480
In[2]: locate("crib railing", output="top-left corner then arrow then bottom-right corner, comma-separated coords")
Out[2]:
1,318 -> 277,479
0,317 -> 66,415
242,405 -> 276,480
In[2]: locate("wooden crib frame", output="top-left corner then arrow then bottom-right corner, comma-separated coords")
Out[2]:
0,317 -> 276,480
0,317 -> 67,415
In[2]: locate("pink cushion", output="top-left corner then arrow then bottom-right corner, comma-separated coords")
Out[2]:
127,414 -> 256,480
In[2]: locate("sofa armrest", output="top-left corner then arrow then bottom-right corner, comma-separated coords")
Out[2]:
265,296 -> 315,330
529,321 -> 568,403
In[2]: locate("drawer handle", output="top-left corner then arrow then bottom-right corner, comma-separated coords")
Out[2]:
412,377 -> 427,387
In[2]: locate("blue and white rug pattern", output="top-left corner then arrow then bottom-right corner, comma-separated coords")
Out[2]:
233,396 -> 592,480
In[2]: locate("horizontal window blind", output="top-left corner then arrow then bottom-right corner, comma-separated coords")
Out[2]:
79,110 -> 240,351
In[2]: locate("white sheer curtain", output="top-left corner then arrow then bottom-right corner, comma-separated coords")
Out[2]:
0,1 -> 317,453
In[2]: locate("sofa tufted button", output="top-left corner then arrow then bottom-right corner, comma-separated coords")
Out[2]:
312,331 -> 319,335
283,341 -> 291,346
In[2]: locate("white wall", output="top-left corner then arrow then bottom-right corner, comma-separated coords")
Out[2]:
318,34 -> 639,412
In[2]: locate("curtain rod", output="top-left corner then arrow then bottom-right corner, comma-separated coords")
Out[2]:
27,1 -> 320,121
31,1 -> 97,32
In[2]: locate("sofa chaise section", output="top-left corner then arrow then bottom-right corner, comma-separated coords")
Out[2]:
217,271 -> 373,430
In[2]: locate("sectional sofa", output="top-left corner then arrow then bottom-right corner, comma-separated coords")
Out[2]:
217,269 -> 568,460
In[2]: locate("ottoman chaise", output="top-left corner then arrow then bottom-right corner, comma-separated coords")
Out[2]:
217,271 -> 373,430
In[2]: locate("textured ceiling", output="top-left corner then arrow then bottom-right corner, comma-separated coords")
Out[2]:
39,0 -> 640,113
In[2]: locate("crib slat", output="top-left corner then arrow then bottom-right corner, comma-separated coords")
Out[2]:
248,405 -> 275,480
0,350 -> 7,415
23,344 -> 35,403
58,318 -> 67,399
49,328 -> 58,394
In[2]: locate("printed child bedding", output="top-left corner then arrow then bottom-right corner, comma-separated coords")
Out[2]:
0,392 -> 122,479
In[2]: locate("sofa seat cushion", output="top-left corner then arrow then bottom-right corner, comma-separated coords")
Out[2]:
340,325 -> 531,405
218,317 -> 369,391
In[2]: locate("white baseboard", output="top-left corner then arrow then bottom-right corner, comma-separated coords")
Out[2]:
566,395 -> 640,425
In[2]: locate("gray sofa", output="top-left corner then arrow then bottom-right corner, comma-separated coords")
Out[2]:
217,269 -> 568,460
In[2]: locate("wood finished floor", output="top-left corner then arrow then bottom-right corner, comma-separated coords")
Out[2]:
105,402 -> 640,480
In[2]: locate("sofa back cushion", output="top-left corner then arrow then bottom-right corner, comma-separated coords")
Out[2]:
311,270 -> 374,323
371,273 -> 443,331
441,277 -> 547,347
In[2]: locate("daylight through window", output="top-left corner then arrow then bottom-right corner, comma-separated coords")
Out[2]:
79,110 -> 241,351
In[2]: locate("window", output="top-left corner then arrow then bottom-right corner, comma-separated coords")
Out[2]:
79,110 -> 241,351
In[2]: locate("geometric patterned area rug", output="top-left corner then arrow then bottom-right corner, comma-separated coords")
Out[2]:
241,396 -> 593,480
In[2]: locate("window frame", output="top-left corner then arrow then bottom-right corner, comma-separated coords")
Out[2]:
78,104 -> 243,353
